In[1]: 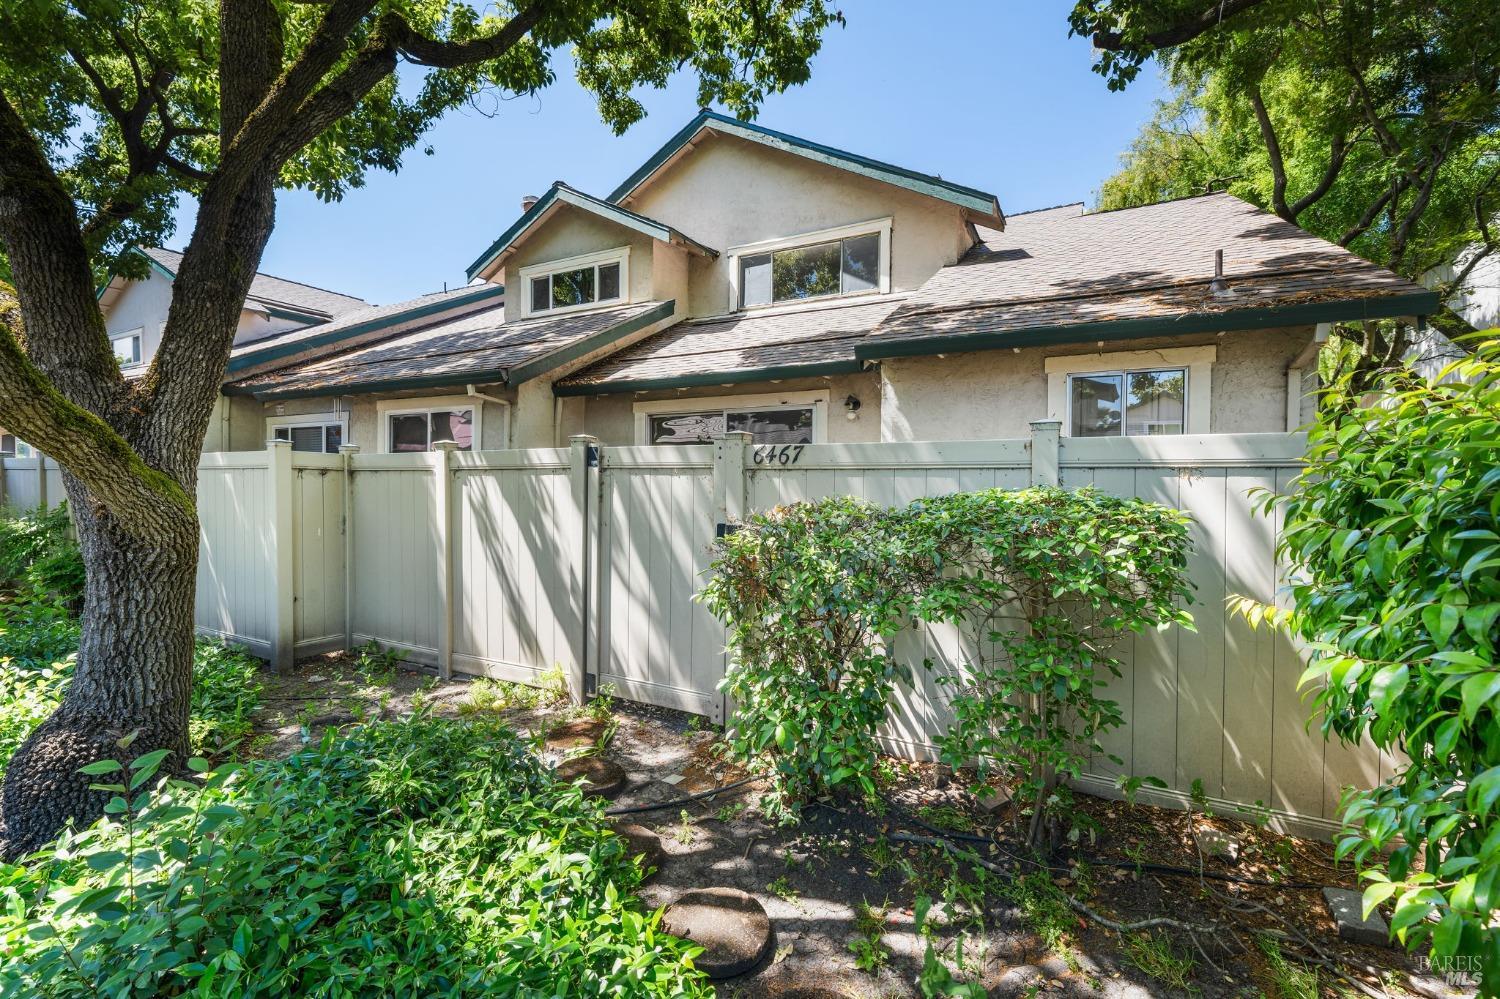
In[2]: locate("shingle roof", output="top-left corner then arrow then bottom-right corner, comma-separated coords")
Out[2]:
555,297 -> 902,394
140,247 -> 367,319
858,193 -> 1437,357
465,183 -> 716,281
229,300 -> 674,400
227,284 -> 505,374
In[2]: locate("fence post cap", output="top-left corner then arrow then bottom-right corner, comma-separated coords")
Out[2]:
568,433 -> 600,445
432,440 -> 462,452
1029,419 -> 1063,432
265,438 -> 292,450
717,431 -> 754,443
337,443 -> 361,455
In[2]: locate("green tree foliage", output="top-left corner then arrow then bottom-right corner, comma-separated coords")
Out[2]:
1072,0 -> 1500,348
700,488 -> 1195,844
0,717 -> 708,996
0,0 -> 843,275
1236,340 -> 1500,989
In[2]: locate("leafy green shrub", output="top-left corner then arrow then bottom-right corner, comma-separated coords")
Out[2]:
0,503 -> 85,605
188,641 -> 265,755
0,716 -> 708,997
1238,338 -> 1500,987
925,488 -> 1193,847
702,496 -> 935,820
0,661 -> 65,778
0,592 -> 80,671
701,487 -> 1193,835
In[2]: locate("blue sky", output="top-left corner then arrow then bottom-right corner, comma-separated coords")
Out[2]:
190,2 -> 1165,305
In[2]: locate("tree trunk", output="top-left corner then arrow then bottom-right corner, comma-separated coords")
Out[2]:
0,475 -> 198,859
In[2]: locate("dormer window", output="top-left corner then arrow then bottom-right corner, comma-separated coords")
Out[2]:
730,218 -> 891,311
519,247 -> 629,318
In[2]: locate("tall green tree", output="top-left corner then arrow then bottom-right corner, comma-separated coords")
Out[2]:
1070,0 -> 1500,367
0,0 -> 840,858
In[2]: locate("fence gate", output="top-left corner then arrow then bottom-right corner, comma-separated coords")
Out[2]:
591,445 -> 726,721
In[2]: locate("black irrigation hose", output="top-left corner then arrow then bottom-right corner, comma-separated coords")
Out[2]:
603,775 -> 758,816
881,794 -> 1334,891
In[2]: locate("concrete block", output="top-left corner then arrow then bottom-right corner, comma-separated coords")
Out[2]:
1193,826 -> 1242,864
1322,887 -> 1390,948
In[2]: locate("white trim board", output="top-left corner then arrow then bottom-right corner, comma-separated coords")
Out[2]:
1044,344 -> 1215,436
632,388 -> 830,445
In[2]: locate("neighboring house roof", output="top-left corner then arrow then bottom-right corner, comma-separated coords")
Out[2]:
465,182 -> 718,281
228,300 -> 675,400
227,283 -> 505,375
609,110 -> 1004,227
555,297 -> 903,394
857,193 -> 1439,359
136,247 -> 368,322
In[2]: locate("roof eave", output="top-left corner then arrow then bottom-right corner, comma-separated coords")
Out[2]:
553,357 -> 867,397
225,283 -> 506,375
854,291 -> 1442,362
507,300 -> 678,385
609,111 -> 1003,222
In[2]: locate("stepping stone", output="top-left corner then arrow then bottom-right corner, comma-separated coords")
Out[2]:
612,822 -> 664,877
1322,887 -> 1390,948
661,887 -> 773,979
555,756 -> 626,799
546,717 -> 606,750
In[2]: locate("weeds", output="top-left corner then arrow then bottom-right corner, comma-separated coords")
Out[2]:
1257,936 -> 1318,999
766,875 -> 800,905
353,640 -> 406,686
848,900 -> 892,972
674,808 -> 697,845
1121,930 -> 1197,990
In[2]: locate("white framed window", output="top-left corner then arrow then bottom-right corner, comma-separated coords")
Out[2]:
267,413 -> 347,454
634,390 -> 829,446
728,218 -> 892,312
0,434 -> 34,458
518,247 -> 629,319
377,396 -> 502,453
1044,346 -> 1214,436
111,328 -> 143,368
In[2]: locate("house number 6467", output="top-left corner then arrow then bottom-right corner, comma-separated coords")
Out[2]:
752,444 -> 805,466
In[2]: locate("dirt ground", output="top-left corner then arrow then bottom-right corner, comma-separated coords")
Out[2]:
248,652 -> 1476,999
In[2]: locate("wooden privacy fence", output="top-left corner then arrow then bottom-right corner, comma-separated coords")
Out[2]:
193,426 -> 1392,836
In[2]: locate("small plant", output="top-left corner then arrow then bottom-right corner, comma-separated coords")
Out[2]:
715,800 -> 745,823
1257,936 -> 1318,999
1120,930 -> 1196,990
674,808 -> 697,844
766,875 -> 800,905
914,895 -> 986,998
353,640 -> 405,685
848,900 -> 892,972
862,835 -> 898,877
999,871 -> 1076,957
916,803 -> 977,834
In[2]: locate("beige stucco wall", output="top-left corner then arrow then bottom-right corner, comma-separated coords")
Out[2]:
879,327 -> 1314,442
578,371 -> 882,446
625,132 -> 972,319
499,206 -> 656,324
214,385 -> 517,453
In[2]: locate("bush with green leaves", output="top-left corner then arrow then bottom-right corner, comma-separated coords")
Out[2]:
0,503 -> 85,605
923,488 -> 1194,848
702,496 -> 939,820
1239,338 -> 1500,987
701,487 -> 1194,836
0,715 -> 708,997
187,641 -> 265,754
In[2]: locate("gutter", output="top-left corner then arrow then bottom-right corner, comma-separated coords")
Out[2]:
552,357 -> 867,397
853,291 -> 1441,363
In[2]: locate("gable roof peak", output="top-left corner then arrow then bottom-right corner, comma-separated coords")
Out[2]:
607,110 -> 1004,227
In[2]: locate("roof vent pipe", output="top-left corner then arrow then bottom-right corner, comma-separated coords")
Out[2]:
1209,248 -> 1236,298
521,194 -> 538,212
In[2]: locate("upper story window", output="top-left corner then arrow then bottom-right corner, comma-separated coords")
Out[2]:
634,391 -> 828,446
730,219 -> 892,312
519,247 -> 628,318
111,329 -> 143,367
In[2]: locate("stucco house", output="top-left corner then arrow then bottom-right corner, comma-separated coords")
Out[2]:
204,111 -> 1438,453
